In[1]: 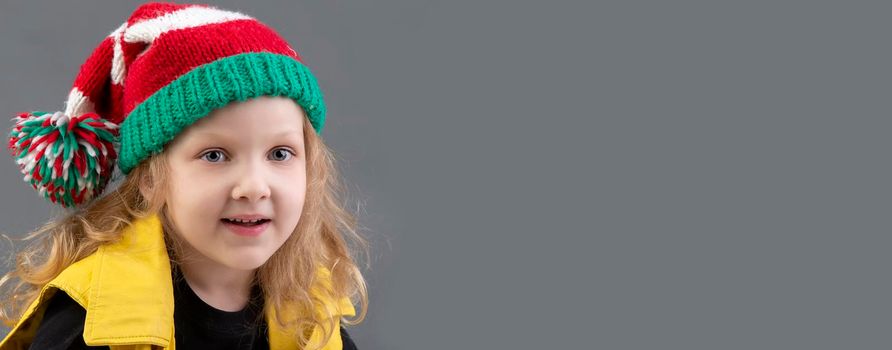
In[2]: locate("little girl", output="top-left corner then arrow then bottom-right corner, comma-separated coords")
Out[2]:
0,2 -> 368,349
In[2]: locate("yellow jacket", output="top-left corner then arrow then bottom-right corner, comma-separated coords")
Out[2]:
0,213 -> 355,350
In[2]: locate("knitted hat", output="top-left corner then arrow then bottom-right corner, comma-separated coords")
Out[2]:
7,2 -> 327,208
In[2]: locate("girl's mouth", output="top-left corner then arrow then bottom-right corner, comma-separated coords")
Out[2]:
221,218 -> 271,237
220,218 -> 271,226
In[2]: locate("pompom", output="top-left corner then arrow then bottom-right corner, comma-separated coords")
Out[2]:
8,111 -> 119,208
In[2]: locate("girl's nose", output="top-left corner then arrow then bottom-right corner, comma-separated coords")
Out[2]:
230,166 -> 271,202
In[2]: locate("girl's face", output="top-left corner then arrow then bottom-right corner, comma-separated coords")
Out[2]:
163,96 -> 307,271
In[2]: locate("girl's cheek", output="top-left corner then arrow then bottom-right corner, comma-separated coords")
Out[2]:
181,165 -> 222,182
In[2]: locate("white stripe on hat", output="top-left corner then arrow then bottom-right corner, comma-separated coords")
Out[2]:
110,22 -> 128,85
123,6 -> 253,44
64,88 -> 93,118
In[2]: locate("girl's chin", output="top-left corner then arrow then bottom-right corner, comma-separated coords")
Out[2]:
215,251 -> 274,271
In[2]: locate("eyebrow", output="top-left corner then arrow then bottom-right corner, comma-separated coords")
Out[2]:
193,129 -> 303,142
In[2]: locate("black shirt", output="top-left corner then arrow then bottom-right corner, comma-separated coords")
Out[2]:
27,272 -> 358,350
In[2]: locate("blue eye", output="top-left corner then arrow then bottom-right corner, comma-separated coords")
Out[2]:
200,150 -> 227,163
269,147 -> 295,162
199,148 -> 295,163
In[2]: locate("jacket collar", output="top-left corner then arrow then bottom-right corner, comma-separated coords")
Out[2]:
80,213 -> 313,348
1,213 -> 352,349
81,213 -> 175,346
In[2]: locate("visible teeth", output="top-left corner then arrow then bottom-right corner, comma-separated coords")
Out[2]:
226,218 -> 264,223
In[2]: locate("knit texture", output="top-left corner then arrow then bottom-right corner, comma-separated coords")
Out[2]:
7,2 -> 328,207
118,52 -> 325,174
8,111 -> 118,207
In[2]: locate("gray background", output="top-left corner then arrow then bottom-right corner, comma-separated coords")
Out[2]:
1,0 -> 890,349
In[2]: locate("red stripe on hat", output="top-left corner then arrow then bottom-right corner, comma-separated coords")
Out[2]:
98,80 -> 126,123
67,35 -> 121,127
120,37 -> 146,75
121,18 -> 299,116
72,37 -> 113,105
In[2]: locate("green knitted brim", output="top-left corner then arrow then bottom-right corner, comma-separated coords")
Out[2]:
117,52 -> 326,175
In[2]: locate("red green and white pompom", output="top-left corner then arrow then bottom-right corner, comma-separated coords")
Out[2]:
7,111 -> 119,208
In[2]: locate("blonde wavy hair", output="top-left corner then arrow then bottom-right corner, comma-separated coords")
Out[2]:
0,114 -> 369,349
